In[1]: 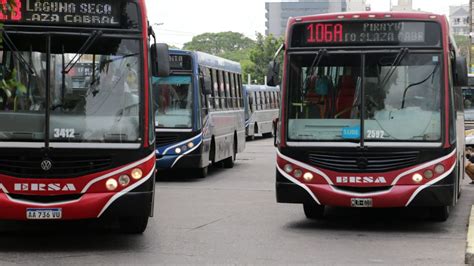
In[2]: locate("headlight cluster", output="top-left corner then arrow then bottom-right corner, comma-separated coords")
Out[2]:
411,164 -> 445,184
174,142 -> 195,154
106,168 -> 144,191
284,164 -> 314,182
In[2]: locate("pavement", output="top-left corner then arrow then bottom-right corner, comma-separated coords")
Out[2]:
0,137 -> 473,264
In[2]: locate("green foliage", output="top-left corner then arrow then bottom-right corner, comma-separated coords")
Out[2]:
245,33 -> 284,85
454,35 -> 470,58
183,31 -> 255,62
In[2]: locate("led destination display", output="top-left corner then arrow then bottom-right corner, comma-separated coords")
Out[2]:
0,0 -> 121,26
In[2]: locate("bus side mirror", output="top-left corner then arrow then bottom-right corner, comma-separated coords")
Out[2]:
151,43 -> 170,77
267,61 -> 280,87
273,117 -> 279,147
454,56 -> 468,87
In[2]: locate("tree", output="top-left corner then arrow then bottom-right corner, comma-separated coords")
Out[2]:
183,32 -> 255,62
244,33 -> 284,85
454,35 -> 470,59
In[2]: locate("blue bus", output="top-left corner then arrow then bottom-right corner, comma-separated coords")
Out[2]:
243,85 -> 280,139
152,50 -> 246,178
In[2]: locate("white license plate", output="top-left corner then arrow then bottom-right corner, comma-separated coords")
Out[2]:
351,198 -> 373,208
26,208 -> 62,220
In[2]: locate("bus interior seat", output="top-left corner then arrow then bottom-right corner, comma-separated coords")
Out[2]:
336,75 -> 355,118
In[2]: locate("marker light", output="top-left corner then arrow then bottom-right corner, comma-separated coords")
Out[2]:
106,178 -> 118,191
384,14 -> 392,18
429,15 -> 437,19
412,173 -> 423,183
424,170 -> 434,179
187,142 -> 194,149
368,14 -> 376,18
118,175 -> 131,187
175,147 -> 182,154
284,164 -> 293,173
337,15 -> 345,19
294,169 -> 303,178
131,168 -> 143,180
303,172 -> 314,181
353,15 -> 360,18
435,165 -> 445,174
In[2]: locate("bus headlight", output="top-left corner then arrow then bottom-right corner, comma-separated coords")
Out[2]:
435,165 -> 445,175
106,178 -> 118,191
284,164 -> 293,173
412,173 -> 423,183
175,147 -> 182,154
303,172 -> 314,181
118,175 -> 131,187
188,142 -> 194,149
131,168 -> 143,180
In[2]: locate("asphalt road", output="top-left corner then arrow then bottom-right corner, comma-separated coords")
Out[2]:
0,138 -> 473,264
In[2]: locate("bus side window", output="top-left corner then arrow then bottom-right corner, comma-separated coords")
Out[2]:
218,70 -> 226,109
224,71 -> 231,108
230,73 -> 236,109
237,74 -> 243,108
200,66 -> 210,116
212,69 -> 219,110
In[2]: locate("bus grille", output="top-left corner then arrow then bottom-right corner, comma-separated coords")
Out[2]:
308,151 -> 419,173
0,155 -> 112,178
156,133 -> 180,147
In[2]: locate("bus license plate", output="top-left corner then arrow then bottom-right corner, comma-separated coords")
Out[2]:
26,208 -> 62,220
351,198 -> 373,208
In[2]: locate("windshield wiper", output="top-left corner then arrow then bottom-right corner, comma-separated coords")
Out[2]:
302,49 -> 327,94
62,30 -> 102,74
400,63 -> 440,109
379,48 -> 409,90
2,30 -> 36,76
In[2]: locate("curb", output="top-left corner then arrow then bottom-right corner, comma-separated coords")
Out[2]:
466,206 -> 474,265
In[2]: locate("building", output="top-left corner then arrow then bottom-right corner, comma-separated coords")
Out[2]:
346,0 -> 368,12
391,0 -> 415,12
450,4 -> 470,36
265,0 -> 347,37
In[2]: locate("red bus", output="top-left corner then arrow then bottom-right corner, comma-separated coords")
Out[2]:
268,12 -> 468,221
0,0 -> 169,233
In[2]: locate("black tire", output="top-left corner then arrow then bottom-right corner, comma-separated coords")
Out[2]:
119,216 -> 149,234
223,139 -> 237,169
196,166 -> 208,178
430,206 -> 450,222
303,203 -> 325,220
262,132 -> 273,138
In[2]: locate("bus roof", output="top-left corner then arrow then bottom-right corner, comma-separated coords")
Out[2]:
168,49 -> 241,74
244,85 -> 280,92
290,11 -> 446,23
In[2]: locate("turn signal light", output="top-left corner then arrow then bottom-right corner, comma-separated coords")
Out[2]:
294,169 -> 303,178
106,178 -> 118,191
284,164 -> 293,173
131,168 -> 143,180
434,165 -> 445,175
423,170 -> 434,179
118,175 -> 131,187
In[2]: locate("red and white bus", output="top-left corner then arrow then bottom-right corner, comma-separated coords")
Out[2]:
0,0 -> 169,233
268,12 -> 468,221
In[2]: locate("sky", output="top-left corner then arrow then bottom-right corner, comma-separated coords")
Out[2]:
146,0 -> 469,47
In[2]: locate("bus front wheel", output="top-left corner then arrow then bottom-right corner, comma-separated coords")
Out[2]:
303,203 -> 325,220
430,206 -> 450,222
119,216 -> 149,234
196,166 -> 208,178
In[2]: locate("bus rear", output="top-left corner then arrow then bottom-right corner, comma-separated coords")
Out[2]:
271,12 -> 467,221
0,0 -> 163,233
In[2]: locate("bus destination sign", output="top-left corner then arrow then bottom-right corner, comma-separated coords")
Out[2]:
170,55 -> 192,71
291,21 -> 441,47
0,0 -> 121,27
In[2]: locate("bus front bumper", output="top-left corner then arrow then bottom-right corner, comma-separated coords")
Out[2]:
276,181 -> 454,208
0,191 -> 153,221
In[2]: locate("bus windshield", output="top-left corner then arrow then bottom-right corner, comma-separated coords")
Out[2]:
287,52 -> 442,142
0,33 -> 142,143
152,75 -> 193,129
464,88 -> 474,121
